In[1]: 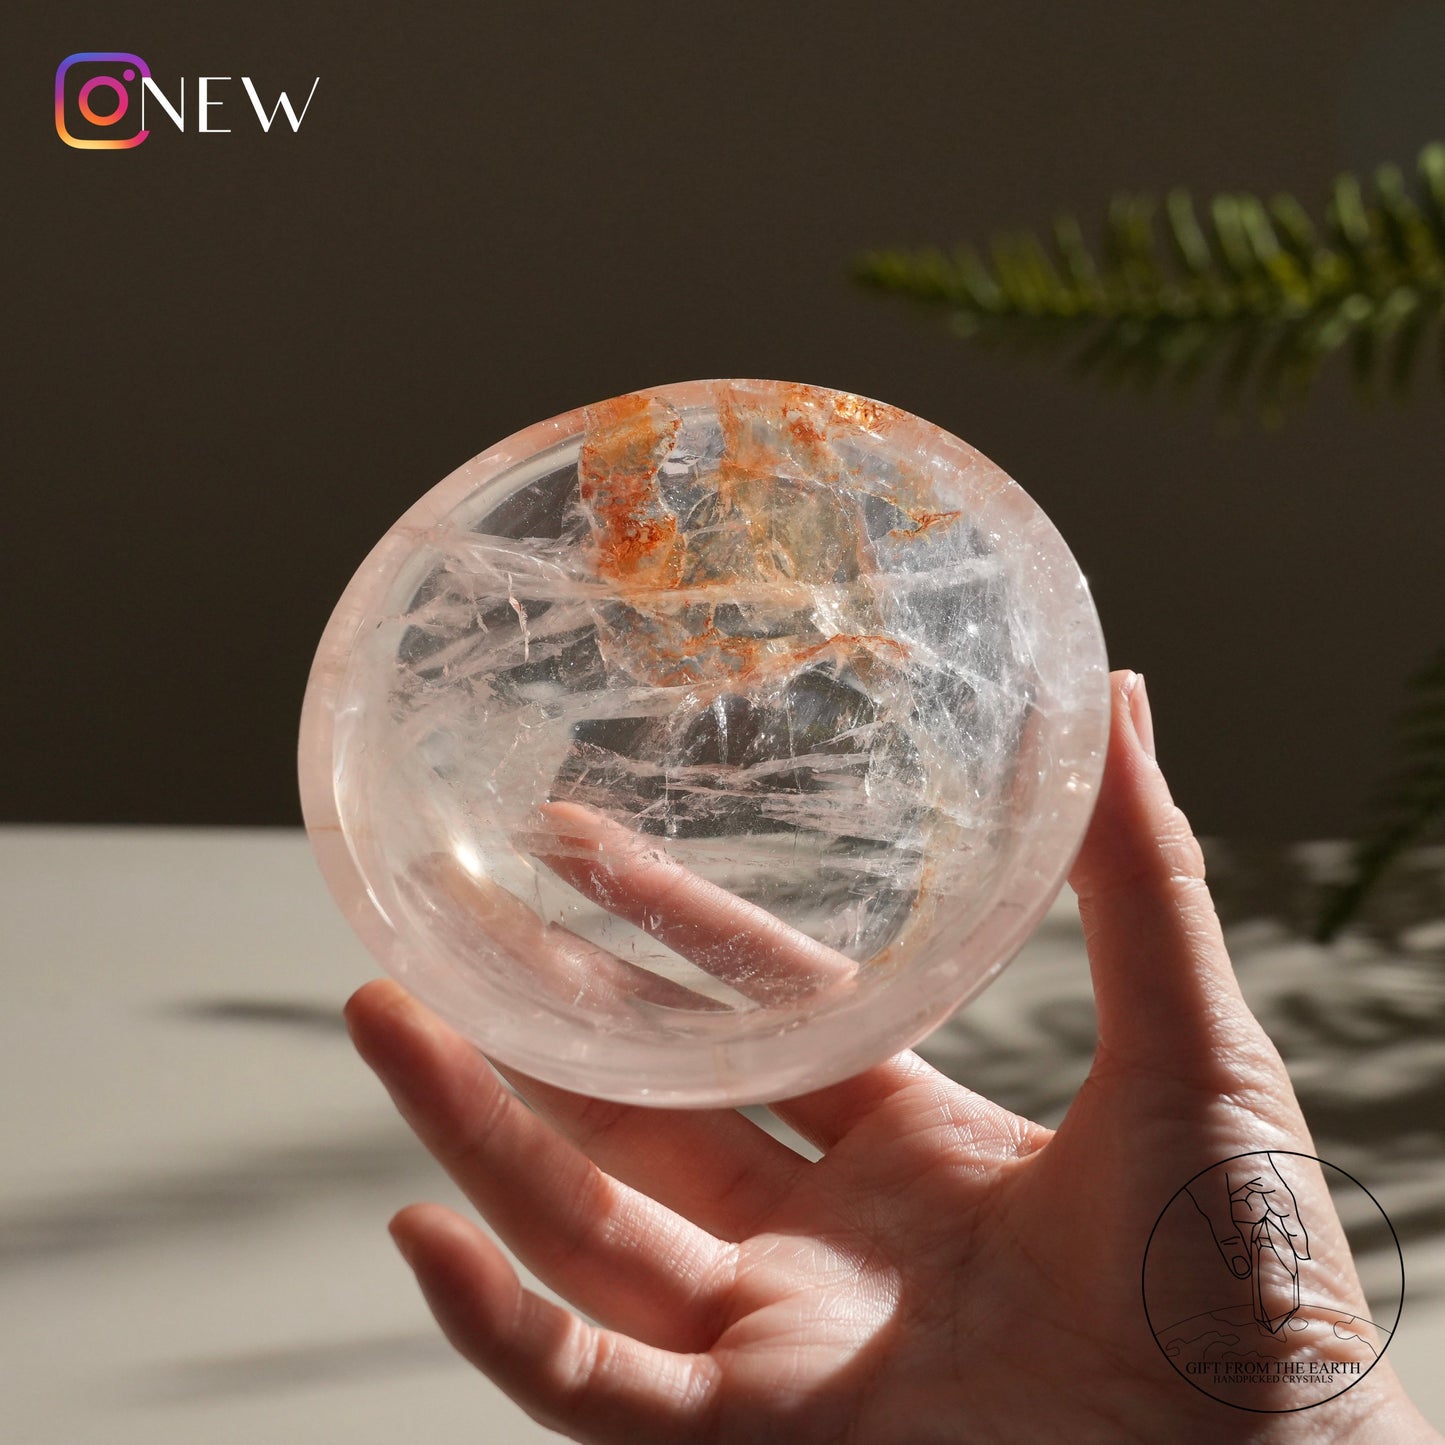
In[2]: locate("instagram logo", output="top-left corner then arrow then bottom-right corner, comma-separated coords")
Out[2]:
55,53 -> 152,149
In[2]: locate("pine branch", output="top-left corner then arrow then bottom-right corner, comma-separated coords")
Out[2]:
1315,647 -> 1445,941
857,144 -> 1445,420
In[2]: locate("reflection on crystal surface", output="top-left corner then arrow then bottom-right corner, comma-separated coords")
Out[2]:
303,380 -> 1108,1104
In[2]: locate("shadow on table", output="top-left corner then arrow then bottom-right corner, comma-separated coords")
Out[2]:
0,1127 -> 418,1268
124,1331 -> 456,1403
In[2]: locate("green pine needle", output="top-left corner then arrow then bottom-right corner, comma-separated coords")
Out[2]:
1315,648 -> 1445,942
856,143 -> 1445,420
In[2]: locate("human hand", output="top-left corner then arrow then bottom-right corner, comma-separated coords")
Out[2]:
345,671 -> 1441,1443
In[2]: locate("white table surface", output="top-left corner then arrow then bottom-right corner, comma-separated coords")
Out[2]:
3,827 -> 1442,1442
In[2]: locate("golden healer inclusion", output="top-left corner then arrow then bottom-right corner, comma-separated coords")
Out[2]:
299,380 -> 1109,1105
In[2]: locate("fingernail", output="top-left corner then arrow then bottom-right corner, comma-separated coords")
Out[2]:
1231,1254 -> 1251,1278
1127,672 -> 1156,761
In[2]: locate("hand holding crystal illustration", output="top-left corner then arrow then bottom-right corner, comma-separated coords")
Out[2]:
299,380 -> 1109,1105
1187,1154 -> 1311,1333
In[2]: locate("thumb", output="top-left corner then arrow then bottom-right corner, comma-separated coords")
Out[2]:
1185,1179 -> 1253,1279
1068,671 -> 1279,1088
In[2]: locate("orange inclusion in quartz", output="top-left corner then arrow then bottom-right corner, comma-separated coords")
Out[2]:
578,392 -> 684,587
577,383 -> 951,687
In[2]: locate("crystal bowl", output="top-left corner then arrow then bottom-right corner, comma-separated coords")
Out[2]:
299,380 -> 1109,1106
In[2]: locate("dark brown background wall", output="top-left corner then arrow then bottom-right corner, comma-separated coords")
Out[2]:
11,0 -> 1445,838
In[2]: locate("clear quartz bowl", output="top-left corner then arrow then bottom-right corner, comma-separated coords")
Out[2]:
299,380 -> 1109,1106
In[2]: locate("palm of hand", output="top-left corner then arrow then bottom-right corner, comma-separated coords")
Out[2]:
671,1084 -> 1054,1444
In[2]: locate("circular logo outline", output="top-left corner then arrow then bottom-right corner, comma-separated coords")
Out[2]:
1141,1150 -> 1404,1414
